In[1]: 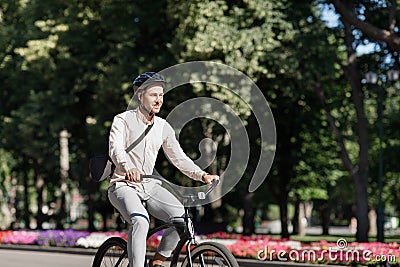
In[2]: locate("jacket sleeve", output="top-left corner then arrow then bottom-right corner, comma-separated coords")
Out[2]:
109,115 -> 129,173
162,121 -> 206,181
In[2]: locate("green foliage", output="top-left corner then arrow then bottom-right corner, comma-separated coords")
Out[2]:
170,0 -> 294,79
0,0 -> 399,233
0,0 -> 177,230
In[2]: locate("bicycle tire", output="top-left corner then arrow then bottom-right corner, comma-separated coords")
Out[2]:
92,236 -> 129,267
181,242 -> 239,267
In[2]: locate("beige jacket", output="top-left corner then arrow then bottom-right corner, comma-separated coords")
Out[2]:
108,108 -> 205,187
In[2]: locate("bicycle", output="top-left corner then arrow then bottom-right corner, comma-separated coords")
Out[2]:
92,174 -> 239,267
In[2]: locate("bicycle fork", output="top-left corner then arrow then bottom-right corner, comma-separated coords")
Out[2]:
185,214 -> 196,267
184,214 -> 206,267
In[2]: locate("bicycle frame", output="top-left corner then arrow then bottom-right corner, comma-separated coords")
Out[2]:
93,175 -> 239,267
140,175 -> 220,267
146,206 -> 197,267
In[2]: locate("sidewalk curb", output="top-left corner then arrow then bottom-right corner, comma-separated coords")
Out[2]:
0,244 -> 346,267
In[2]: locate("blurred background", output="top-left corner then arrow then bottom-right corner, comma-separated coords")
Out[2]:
0,0 -> 399,243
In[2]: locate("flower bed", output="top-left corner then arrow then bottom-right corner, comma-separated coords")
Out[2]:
223,237 -> 400,266
2,230 -> 38,245
0,230 -> 125,248
37,229 -> 91,247
0,230 -> 13,243
0,230 -> 399,266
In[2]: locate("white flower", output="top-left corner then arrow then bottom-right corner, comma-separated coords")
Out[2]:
76,233 -> 109,248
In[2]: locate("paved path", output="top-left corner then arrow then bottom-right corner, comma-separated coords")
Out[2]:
0,249 -> 93,267
0,244 -> 345,267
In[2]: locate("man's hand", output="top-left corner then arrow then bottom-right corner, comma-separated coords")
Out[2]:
202,174 -> 219,185
125,168 -> 141,182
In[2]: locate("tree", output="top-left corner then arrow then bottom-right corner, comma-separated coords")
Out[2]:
1,0 -> 178,231
2,0 -> 397,236
330,0 -> 400,51
316,0 -> 400,241
168,0 -> 295,235
262,0 -> 344,237
168,0 -> 348,238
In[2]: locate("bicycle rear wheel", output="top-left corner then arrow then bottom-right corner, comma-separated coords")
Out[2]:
181,242 -> 239,267
92,236 -> 129,267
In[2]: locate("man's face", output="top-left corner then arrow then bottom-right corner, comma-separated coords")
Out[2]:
139,85 -> 164,114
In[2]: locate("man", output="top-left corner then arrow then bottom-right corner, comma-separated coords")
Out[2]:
108,72 -> 219,267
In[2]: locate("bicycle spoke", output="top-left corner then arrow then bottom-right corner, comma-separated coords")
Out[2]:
92,237 -> 129,267
182,242 -> 238,267
214,257 -> 226,267
193,254 -> 229,267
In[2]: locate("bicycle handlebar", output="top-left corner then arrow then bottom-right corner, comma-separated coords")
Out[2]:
141,174 -> 219,202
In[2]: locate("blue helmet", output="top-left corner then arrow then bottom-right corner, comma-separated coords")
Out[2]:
132,72 -> 166,93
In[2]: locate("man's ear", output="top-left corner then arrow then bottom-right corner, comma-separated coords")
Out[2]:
137,91 -> 142,101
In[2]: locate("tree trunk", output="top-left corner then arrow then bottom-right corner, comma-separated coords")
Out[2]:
86,182 -> 96,232
201,123 -> 223,209
320,200 -> 330,235
278,159 -> 290,238
57,130 -> 69,229
56,191 -> 66,230
315,0 -> 370,242
8,177 -> 17,230
279,198 -> 289,238
33,159 -> 44,230
292,197 -> 300,235
242,192 -> 255,235
342,2 -> 370,241
298,202 -> 306,236
22,156 -> 30,229
353,173 -> 369,241
101,212 -> 108,232
315,79 -> 369,241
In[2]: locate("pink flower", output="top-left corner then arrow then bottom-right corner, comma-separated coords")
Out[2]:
2,230 -> 38,245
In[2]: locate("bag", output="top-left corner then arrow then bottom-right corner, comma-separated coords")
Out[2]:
89,155 -> 115,182
89,123 -> 154,182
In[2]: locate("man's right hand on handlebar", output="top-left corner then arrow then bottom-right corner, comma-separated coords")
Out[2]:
202,174 -> 219,185
124,168 -> 141,183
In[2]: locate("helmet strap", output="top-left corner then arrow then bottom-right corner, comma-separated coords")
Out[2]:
139,103 -> 154,120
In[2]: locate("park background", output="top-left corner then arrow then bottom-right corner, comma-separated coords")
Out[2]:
0,0 -> 399,260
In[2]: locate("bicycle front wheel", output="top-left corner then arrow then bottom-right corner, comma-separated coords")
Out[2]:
181,242 -> 239,267
92,236 -> 129,267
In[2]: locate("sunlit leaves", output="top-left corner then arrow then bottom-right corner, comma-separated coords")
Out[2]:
170,0 -> 293,79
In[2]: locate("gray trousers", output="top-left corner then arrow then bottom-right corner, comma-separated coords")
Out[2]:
108,181 -> 184,267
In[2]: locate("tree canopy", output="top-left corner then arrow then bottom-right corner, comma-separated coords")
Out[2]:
0,0 -> 399,241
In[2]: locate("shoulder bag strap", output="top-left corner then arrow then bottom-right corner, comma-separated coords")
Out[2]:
124,123 -> 154,153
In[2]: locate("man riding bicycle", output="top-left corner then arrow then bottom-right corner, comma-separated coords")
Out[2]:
107,72 -> 219,267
